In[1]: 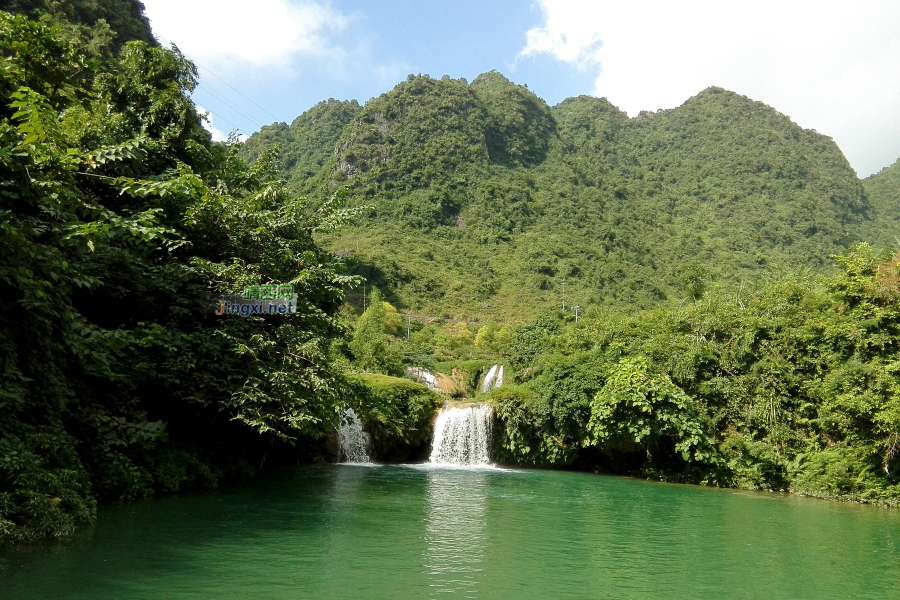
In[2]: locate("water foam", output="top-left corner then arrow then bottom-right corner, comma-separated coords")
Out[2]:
429,404 -> 492,466
480,364 -> 504,393
338,408 -> 371,463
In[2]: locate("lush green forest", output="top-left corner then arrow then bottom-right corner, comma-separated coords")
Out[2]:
2,0 -> 900,545
0,0 -> 154,50
487,244 -> 900,503
864,158 -> 900,244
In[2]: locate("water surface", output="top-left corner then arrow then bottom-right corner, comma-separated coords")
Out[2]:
1,465 -> 897,599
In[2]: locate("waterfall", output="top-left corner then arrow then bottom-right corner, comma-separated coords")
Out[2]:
338,408 -> 371,463
479,364 -> 503,394
429,404 -> 492,466
406,366 -> 442,392
406,367 -> 464,396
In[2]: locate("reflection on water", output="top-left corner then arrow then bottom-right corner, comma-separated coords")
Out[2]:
329,462 -> 372,509
323,465 -> 369,565
3,465 -> 900,599
424,469 -> 489,597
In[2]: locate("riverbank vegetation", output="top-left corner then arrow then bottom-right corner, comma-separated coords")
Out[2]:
0,8 -> 375,542
488,244 -> 900,505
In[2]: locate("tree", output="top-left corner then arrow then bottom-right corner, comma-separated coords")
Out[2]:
474,322 -> 497,351
434,322 -> 474,350
588,357 -> 717,463
382,301 -> 402,335
677,262 -> 710,300
494,324 -> 516,354
349,288 -> 402,374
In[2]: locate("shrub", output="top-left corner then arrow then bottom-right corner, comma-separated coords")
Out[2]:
350,374 -> 442,461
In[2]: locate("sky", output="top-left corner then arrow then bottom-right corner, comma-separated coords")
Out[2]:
141,0 -> 900,177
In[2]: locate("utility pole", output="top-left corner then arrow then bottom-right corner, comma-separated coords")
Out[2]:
573,305 -> 581,322
561,278 -> 567,311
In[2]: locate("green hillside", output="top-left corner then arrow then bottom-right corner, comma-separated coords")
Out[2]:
243,72 -> 888,321
240,98 -> 362,188
863,158 -> 900,245
0,0 -> 154,49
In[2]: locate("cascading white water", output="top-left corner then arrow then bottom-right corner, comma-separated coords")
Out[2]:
406,366 -> 442,392
338,408 -> 371,463
429,404 -> 492,466
479,364 -> 503,393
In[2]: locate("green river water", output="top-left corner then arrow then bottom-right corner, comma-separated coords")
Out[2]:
1,464 -> 898,599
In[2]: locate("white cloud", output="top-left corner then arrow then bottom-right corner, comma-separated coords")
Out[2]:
197,106 -> 245,143
522,0 -> 900,176
521,6 -> 602,67
142,0 -> 350,70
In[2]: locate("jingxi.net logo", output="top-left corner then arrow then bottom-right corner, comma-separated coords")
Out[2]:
214,285 -> 297,316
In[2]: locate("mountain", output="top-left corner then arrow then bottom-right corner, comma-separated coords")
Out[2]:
242,72 -> 891,321
863,158 -> 900,246
0,0 -> 155,49
240,98 -> 362,188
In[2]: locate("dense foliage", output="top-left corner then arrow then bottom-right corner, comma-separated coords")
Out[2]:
864,158 -> 900,246
349,374 -> 441,462
0,10 -> 371,542
4,0 -> 900,545
0,0 -> 154,51
488,244 -> 900,504
240,98 -> 362,191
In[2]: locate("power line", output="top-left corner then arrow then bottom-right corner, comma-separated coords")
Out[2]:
197,84 -> 266,129
197,64 -> 279,121
196,106 -> 246,138
154,35 -> 279,128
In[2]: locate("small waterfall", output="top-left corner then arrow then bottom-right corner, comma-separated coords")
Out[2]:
479,364 -> 503,394
406,366 -> 442,392
338,408 -> 371,463
429,404 -> 492,466
406,367 -> 464,396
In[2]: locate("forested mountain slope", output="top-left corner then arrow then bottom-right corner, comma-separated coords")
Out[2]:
240,98 -> 362,188
244,72 -> 890,320
0,0 -> 154,49
863,158 -> 900,245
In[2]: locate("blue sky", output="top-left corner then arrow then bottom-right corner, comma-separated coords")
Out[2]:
145,1 -> 596,133
142,0 -> 900,177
